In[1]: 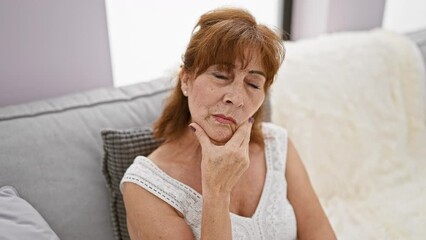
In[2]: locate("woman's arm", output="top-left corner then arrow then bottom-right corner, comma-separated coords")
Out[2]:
286,139 -> 337,240
123,181 -> 233,240
190,120 -> 253,240
122,182 -> 195,240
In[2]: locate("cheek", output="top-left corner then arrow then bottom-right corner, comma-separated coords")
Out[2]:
188,84 -> 217,115
247,94 -> 265,114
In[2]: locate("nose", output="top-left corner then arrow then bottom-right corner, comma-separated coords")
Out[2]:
223,83 -> 244,107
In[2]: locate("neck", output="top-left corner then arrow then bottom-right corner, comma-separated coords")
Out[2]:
165,127 -> 203,164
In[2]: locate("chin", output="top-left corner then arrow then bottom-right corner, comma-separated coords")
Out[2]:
195,118 -> 235,144
206,127 -> 233,144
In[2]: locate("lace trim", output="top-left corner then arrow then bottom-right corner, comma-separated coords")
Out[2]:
121,157 -> 203,236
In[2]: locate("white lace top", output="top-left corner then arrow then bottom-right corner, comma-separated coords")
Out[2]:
121,122 -> 297,239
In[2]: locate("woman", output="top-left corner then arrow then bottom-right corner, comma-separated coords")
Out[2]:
121,7 -> 336,240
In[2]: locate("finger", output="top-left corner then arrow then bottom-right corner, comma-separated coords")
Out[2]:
241,118 -> 254,147
188,122 -> 211,148
241,122 -> 252,147
226,118 -> 253,148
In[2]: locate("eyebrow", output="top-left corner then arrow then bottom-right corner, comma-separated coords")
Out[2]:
249,70 -> 266,78
213,63 -> 266,78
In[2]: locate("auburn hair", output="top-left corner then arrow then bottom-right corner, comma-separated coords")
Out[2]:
153,8 -> 285,146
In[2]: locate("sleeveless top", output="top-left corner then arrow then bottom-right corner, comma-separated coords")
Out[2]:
120,122 -> 297,239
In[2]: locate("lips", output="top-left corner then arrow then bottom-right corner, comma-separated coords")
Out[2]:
213,114 -> 237,124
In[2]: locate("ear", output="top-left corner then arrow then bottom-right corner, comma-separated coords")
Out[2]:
180,70 -> 191,96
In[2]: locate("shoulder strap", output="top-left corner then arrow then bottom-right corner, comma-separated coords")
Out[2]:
120,156 -> 202,215
262,122 -> 289,173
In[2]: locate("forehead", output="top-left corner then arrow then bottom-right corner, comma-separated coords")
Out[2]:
215,49 -> 264,71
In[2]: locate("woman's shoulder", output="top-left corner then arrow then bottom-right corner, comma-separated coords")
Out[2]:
147,144 -> 167,164
146,144 -> 179,174
123,145 -> 172,179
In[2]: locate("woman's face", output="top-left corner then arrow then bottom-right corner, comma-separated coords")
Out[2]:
181,54 -> 266,144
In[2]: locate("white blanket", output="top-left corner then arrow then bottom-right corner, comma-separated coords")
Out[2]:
271,29 -> 426,239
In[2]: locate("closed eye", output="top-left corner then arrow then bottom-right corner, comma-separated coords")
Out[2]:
213,73 -> 229,80
248,83 -> 260,89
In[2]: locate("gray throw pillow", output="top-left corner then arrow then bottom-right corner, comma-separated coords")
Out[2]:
0,185 -> 60,240
101,128 -> 163,240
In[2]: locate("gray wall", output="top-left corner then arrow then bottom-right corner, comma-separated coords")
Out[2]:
291,0 -> 386,40
0,0 -> 113,107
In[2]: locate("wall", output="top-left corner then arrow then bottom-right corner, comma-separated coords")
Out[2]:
291,0 -> 330,40
383,0 -> 426,33
327,0 -> 385,33
291,0 -> 385,40
0,0 -> 113,107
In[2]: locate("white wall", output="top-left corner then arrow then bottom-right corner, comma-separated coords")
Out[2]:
105,0 -> 281,87
382,0 -> 426,33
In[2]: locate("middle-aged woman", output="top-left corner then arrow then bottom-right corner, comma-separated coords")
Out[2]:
121,7 -> 336,240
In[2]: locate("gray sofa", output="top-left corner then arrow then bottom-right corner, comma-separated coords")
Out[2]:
0,77 -> 174,240
1,29 -> 425,240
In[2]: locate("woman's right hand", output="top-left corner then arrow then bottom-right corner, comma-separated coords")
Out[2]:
189,119 -> 253,197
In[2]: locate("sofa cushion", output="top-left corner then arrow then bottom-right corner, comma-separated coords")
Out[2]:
0,186 -> 59,240
0,76 -> 174,240
101,128 -> 162,240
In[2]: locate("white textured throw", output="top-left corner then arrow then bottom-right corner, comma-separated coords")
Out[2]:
271,29 -> 426,239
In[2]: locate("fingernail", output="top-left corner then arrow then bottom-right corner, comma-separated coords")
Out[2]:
249,117 -> 254,124
188,125 -> 196,132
